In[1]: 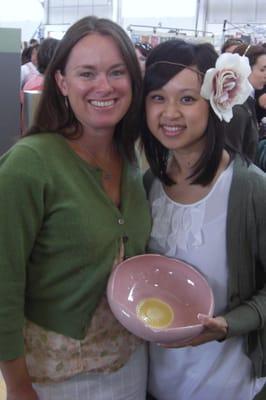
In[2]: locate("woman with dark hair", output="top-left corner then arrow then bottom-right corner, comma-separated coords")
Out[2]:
0,16 -> 151,400
141,40 -> 266,400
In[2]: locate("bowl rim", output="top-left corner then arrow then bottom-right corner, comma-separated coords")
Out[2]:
108,253 -> 215,332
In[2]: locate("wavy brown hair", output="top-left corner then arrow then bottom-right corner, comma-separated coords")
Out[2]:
26,16 -> 143,162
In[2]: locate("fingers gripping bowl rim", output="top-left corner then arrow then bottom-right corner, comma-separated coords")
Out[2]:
107,254 -> 214,344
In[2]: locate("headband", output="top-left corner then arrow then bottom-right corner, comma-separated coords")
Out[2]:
148,61 -> 204,76
146,54 -> 252,123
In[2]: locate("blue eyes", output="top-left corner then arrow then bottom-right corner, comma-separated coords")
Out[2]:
80,69 -> 125,79
110,69 -> 125,77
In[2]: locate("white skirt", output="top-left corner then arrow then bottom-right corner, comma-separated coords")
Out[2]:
33,344 -> 147,400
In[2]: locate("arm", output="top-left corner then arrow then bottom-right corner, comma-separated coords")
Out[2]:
0,145 -> 46,394
0,357 -> 38,400
223,169 -> 266,338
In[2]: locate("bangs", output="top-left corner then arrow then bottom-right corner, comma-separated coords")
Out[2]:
143,63 -> 184,95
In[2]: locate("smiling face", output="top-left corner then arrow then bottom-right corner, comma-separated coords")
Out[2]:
55,33 -> 132,135
145,68 -> 209,157
249,54 -> 266,90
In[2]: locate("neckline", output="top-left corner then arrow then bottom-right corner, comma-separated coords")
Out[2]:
55,134 -> 128,211
160,161 -> 233,207
55,133 -> 113,174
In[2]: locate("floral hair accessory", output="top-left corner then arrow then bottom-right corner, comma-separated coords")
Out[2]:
200,53 -> 252,122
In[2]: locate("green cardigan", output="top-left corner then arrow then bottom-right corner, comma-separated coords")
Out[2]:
0,133 -> 151,360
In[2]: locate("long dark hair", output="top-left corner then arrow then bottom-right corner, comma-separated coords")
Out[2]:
37,38 -> 60,74
141,40 -> 226,186
26,16 -> 142,162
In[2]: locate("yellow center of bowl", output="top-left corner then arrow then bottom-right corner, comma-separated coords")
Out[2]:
136,297 -> 174,329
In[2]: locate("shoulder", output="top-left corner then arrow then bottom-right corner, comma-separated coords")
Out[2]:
17,133 -> 66,156
232,156 -> 266,197
0,134 -> 64,176
234,155 -> 265,178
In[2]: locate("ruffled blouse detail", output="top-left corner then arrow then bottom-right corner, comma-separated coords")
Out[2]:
150,189 -> 206,257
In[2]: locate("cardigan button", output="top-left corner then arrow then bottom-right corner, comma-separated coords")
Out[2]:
118,218 -> 125,225
122,235 -> 128,243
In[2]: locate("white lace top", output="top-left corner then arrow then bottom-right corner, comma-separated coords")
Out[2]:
148,162 -> 266,400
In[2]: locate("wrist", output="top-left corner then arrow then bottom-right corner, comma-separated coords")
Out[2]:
7,382 -> 38,400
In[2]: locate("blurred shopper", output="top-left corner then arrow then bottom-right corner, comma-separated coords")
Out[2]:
224,44 -> 266,162
134,41 -> 153,77
20,43 -> 40,88
23,38 -> 59,91
221,37 -> 243,53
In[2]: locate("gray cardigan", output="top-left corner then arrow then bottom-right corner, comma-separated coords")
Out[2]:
144,155 -> 266,377
224,155 -> 266,377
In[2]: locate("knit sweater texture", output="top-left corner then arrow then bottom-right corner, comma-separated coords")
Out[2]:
0,133 -> 151,360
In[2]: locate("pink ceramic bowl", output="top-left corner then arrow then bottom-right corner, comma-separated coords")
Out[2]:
107,254 -> 214,344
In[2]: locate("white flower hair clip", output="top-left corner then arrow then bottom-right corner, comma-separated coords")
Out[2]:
200,53 -> 253,123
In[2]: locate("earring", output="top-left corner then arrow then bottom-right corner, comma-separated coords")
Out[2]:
64,96 -> 69,109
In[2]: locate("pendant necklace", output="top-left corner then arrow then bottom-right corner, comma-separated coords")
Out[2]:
69,141 -> 116,181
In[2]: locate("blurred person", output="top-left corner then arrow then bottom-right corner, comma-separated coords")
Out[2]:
20,43 -> 40,88
254,43 -> 266,134
0,16 -> 151,400
23,37 -> 60,91
21,38 -> 60,134
221,37 -> 243,53
134,41 -> 153,77
29,38 -> 39,47
234,44 -> 266,93
21,46 -> 32,65
223,44 -> 266,162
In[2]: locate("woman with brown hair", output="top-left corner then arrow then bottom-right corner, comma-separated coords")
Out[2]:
0,16 -> 151,400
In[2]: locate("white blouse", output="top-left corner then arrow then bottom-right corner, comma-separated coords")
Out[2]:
148,162 -> 266,400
